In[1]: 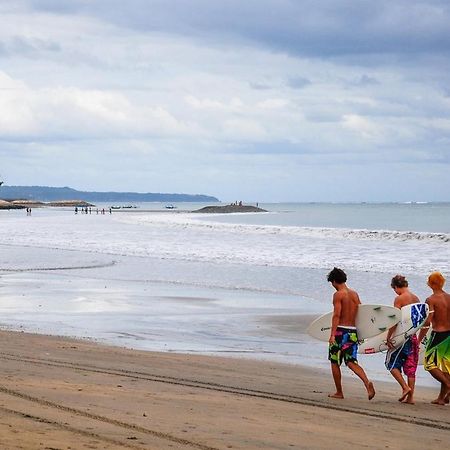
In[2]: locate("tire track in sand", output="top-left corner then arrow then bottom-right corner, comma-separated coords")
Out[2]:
0,352 -> 448,432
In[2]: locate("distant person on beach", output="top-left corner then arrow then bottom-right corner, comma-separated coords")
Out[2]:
327,267 -> 375,400
385,275 -> 420,404
418,272 -> 450,405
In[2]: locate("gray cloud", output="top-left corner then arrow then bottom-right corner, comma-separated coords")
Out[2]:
249,82 -> 273,91
286,76 -> 311,89
0,36 -> 60,58
25,0 -> 450,59
354,75 -> 380,87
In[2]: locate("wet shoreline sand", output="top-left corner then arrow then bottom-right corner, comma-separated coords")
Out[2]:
0,330 -> 448,449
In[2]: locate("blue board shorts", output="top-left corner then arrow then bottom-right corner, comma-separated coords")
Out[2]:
385,335 -> 419,377
328,326 -> 358,366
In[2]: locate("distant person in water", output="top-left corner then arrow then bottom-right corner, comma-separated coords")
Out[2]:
418,272 -> 450,405
327,267 -> 375,400
385,275 -> 420,404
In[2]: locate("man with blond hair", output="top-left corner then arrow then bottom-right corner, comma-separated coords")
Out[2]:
418,272 -> 450,405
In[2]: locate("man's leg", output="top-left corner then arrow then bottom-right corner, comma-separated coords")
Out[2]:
389,368 -> 411,401
347,361 -> 375,400
329,363 -> 344,399
405,377 -> 416,404
428,368 -> 450,405
445,373 -> 450,403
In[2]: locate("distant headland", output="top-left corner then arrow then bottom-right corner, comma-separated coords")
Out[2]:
0,199 -> 93,209
0,185 -> 219,207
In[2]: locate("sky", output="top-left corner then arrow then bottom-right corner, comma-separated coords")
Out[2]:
0,0 -> 449,202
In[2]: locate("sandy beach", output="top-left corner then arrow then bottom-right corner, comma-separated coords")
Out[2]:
0,330 -> 448,450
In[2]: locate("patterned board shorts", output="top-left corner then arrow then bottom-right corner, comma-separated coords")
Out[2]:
385,335 -> 419,378
328,326 -> 358,366
424,330 -> 450,373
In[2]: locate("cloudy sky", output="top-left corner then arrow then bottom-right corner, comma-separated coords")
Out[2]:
0,0 -> 449,202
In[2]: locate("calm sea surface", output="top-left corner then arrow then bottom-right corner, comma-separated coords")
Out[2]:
198,202 -> 450,233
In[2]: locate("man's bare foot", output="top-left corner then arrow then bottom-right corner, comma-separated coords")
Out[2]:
431,398 -> 446,406
367,382 -> 375,400
398,387 -> 412,402
328,392 -> 344,399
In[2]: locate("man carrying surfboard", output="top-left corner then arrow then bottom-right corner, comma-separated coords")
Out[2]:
418,272 -> 450,406
385,275 -> 420,404
327,267 -> 375,400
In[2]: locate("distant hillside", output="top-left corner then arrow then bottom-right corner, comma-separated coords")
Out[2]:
0,186 -> 219,203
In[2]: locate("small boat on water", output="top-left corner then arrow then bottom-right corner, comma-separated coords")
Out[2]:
165,204 -> 177,209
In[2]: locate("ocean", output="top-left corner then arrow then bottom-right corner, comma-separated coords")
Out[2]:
0,202 -> 449,386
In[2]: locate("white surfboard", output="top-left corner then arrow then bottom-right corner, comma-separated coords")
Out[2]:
418,327 -> 432,366
358,303 -> 429,354
307,304 -> 401,342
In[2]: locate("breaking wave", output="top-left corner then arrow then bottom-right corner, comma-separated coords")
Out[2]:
121,214 -> 450,243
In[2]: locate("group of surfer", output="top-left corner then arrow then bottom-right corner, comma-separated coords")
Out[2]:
327,267 -> 450,406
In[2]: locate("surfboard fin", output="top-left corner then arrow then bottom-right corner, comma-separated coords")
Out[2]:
378,327 -> 387,331
373,306 -> 381,311
388,314 -> 397,318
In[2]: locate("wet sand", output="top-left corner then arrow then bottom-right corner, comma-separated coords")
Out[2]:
0,330 -> 448,449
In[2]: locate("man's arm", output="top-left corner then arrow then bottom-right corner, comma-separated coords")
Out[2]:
329,292 -> 342,344
386,296 -> 402,347
418,298 -> 432,343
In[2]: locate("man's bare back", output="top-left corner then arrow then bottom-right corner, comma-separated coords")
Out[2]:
394,290 -> 419,309
334,288 -> 360,327
427,291 -> 450,332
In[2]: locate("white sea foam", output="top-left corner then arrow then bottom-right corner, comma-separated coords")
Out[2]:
120,213 -> 450,242
0,209 -> 447,276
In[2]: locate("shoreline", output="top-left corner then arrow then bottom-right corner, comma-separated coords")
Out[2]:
0,329 -> 448,449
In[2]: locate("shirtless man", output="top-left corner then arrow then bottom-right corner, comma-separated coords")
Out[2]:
385,275 -> 420,404
418,272 -> 450,405
327,267 -> 375,400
